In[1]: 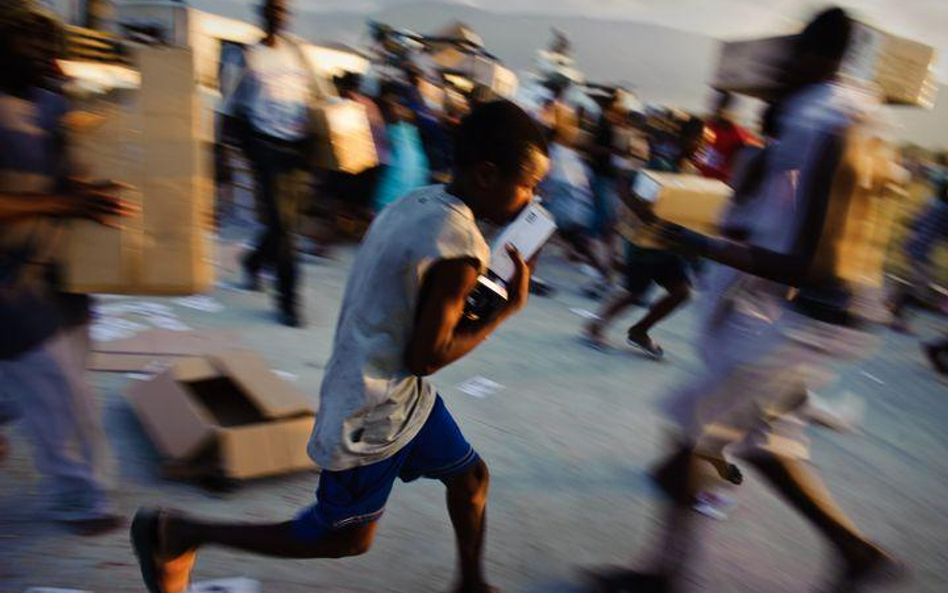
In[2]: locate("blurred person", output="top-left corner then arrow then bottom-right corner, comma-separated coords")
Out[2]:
583,178 -> 692,359
585,94 -> 629,295
695,91 -> 757,184
224,0 -> 313,328
131,101 -> 549,593
373,82 -> 430,211
886,152 -> 948,333
0,0 -> 132,535
590,9 -> 904,593
331,71 -> 389,216
584,115 -> 697,358
404,66 -> 453,182
536,79 -> 612,291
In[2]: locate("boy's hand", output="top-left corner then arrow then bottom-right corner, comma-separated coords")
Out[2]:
503,244 -> 531,314
62,180 -> 137,228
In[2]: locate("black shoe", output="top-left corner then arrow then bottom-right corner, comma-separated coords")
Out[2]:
278,308 -> 304,328
241,256 -> 262,292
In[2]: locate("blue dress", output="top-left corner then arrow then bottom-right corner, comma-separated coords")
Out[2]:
374,122 -> 430,211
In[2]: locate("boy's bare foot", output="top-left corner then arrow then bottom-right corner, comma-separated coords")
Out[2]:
131,507 -> 197,593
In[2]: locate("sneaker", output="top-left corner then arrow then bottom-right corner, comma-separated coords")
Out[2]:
627,329 -> 664,360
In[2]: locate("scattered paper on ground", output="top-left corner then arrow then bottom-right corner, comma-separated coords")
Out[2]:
173,296 -> 225,313
274,370 -> 299,382
188,577 -> 261,593
457,376 -> 504,399
146,315 -> 192,331
569,307 -> 599,320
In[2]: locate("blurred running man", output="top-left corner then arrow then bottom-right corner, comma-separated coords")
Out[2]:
591,9 -> 904,593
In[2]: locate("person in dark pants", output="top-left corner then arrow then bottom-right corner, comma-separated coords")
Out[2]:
223,0 -> 313,327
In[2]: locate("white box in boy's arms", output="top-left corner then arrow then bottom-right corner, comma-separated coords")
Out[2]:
488,201 -> 558,282
633,171 -> 733,237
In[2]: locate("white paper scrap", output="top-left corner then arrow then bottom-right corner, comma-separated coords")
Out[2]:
569,307 -> 599,320
457,376 -> 504,399
274,370 -> 299,382
188,577 -> 262,593
146,315 -> 192,331
173,296 -> 225,313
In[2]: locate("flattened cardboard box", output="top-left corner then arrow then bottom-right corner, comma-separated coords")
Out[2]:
128,350 -> 317,480
60,46 -> 214,295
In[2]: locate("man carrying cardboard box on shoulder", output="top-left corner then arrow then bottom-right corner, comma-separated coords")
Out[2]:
222,0 -> 314,328
0,0 -> 133,535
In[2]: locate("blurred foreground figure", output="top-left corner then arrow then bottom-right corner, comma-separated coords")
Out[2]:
224,0 -> 313,328
131,101 -> 549,593
0,0 -> 130,535
591,9 -> 904,593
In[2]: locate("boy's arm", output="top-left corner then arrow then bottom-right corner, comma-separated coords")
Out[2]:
406,246 -> 530,377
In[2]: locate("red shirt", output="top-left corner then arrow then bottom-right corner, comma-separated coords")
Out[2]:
696,119 -> 757,183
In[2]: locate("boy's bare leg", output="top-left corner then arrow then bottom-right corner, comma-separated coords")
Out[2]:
162,515 -> 376,559
445,459 -> 497,593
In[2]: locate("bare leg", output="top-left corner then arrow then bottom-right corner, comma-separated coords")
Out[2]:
629,283 -> 690,337
745,453 -> 872,563
445,459 -> 495,593
165,516 -> 376,559
586,291 -> 642,345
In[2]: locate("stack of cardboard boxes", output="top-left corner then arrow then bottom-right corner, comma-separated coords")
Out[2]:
61,46 -> 214,295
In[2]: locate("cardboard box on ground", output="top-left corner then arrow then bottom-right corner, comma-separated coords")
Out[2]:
128,350 -> 317,480
712,23 -> 938,108
60,45 -> 214,295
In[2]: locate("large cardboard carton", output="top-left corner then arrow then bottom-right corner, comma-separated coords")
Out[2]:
632,171 -> 733,236
128,350 -> 317,480
712,24 -> 938,108
60,46 -> 215,294
310,99 -> 379,175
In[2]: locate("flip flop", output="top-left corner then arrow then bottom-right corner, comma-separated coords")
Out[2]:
627,333 -> 664,360
131,508 -> 196,593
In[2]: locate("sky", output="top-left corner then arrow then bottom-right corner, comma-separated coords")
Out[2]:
266,0 -> 946,78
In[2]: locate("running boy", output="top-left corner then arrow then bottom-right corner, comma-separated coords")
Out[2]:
131,100 -> 549,593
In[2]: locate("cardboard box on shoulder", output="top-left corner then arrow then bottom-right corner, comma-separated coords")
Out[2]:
712,24 -> 938,108
632,171 -> 733,237
128,350 -> 317,480
60,46 -> 215,295
310,98 -> 379,175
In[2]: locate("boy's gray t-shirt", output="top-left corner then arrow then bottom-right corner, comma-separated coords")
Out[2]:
308,185 -> 490,471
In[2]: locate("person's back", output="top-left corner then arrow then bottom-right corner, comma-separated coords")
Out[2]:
311,185 -> 489,469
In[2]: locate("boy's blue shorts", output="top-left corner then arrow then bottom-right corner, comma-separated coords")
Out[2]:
294,395 -> 479,541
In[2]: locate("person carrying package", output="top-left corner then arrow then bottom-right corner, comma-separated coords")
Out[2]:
131,100 -> 549,593
224,0 -> 314,328
0,0 -> 133,535
589,9 -> 905,592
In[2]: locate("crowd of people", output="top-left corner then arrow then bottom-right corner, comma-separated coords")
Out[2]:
1,0 -> 947,592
